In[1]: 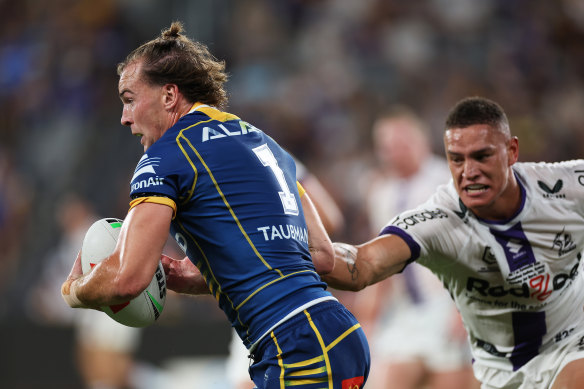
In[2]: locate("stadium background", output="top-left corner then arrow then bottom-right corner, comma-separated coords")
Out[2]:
0,0 -> 583,387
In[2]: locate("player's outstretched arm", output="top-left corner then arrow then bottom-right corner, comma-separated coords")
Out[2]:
161,254 -> 210,295
321,234 -> 411,291
301,192 -> 334,275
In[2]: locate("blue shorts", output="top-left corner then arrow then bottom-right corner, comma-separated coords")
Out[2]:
249,300 -> 370,389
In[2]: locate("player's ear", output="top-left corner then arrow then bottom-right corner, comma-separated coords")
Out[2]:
507,136 -> 519,166
162,83 -> 179,109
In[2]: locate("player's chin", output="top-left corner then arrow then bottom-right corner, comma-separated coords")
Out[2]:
463,197 -> 496,216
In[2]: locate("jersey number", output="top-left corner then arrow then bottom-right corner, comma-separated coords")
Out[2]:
253,144 -> 299,215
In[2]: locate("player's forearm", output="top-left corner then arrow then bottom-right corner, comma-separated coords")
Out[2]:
66,272 -> 139,308
322,239 -> 408,291
61,276 -> 126,309
63,255 -> 144,308
183,272 -> 211,295
321,243 -> 369,291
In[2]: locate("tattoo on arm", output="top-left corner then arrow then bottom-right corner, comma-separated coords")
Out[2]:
333,242 -> 361,283
347,262 -> 359,281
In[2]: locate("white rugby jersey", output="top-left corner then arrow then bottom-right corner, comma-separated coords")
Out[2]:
366,155 -> 454,303
380,160 -> 584,372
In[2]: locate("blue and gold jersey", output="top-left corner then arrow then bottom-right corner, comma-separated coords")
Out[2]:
129,104 -> 331,348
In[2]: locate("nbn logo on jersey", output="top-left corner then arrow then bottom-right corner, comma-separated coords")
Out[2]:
132,154 -> 161,181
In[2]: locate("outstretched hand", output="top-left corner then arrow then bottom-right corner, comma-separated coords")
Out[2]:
161,254 -> 210,295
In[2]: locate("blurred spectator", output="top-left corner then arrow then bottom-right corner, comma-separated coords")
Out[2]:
0,149 -> 32,306
27,193 -> 170,389
354,107 -> 479,389
3,0 -> 584,302
1,2 -> 583,387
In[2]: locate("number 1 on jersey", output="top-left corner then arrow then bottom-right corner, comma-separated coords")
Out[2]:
253,144 -> 299,216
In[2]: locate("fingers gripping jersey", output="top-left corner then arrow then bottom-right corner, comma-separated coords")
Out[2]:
380,161 -> 584,374
130,104 -> 331,348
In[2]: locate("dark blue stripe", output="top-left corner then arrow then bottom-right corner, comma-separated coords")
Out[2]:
510,311 -> 546,370
379,226 -> 421,264
490,222 -> 536,272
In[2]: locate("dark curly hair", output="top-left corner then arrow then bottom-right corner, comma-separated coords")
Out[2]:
445,96 -> 510,136
117,21 -> 228,108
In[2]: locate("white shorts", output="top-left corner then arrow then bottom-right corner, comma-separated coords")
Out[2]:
225,328 -> 252,385
75,309 -> 142,353
372,293 -> 472,372
474,330 -> 584,389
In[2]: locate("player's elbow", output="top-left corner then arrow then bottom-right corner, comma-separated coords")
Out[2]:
314,254 -> 334,275
112,276 -> 148,301
112,284 -> 141,301
321,274 -> 368,292
343,278 -> 369,292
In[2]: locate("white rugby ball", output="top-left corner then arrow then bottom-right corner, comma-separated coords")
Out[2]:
81,218 -> 166,328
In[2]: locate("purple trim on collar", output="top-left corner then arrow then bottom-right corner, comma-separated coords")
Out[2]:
475,170 -> 527,226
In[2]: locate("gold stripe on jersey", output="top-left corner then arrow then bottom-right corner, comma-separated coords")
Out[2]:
235,269 -> 315,311
325,323 -> 361,352
175,124 -> 203,205
270,310 -> 360,387
287,367 -> 327,377
174,106 -> 312,337
176,129 -> 284,278
305,310 -> 333,388
174,203 -> 248,332
129,196 -> 177,219
192,102 -> 241,122
297,181 -> 305,197
270,331 -> 286,388
284,355 -> 325,368
173,103 -> 242,205
174,218 -> 223,300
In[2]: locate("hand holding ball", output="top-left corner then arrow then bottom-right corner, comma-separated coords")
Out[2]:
81,218 -> 166,327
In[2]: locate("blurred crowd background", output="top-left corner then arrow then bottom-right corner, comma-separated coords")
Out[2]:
1,0 -> 583,387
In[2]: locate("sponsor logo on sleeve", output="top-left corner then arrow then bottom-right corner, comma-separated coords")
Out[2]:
132,154 -> 161,181
391,208 -> 448,230
131,154 -> 165,191
537,179 -> 565,199
575,170 -> 584,187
